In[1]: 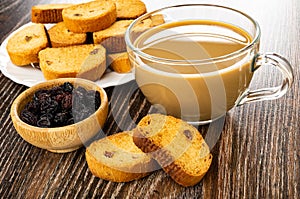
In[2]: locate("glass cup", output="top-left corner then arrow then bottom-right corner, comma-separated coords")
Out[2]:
125,4 -> 294,124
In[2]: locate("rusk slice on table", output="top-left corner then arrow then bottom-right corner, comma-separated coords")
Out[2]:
107,52 -> 131,73
62,1 -> 117,33
39,44 -> 106,81
133,114 -> 212,187
48,22 -> 87,47
6,23 -> 49,66
85,131 -> 159,182
93,20 -> 133,53
31,4 -> 72,23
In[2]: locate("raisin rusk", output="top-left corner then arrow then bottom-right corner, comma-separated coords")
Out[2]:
62,1 -> 117,33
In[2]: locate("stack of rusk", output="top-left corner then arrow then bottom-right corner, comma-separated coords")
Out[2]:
6,0 -> 164,81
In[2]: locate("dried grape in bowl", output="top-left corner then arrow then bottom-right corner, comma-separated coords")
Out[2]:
20,82 -> 101,128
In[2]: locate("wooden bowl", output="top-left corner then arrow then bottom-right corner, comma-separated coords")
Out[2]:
10,78 -> 108,153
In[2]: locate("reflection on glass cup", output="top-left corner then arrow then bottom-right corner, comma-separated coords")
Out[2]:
125,4 -> 294,124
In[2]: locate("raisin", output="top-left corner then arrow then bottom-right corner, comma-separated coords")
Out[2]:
104,151 -> 114,158
40,97 -> 58,114
61,93 -> 72,110
25,36 -> 32,42
33,90 -> 49,101
62,82 -> 73,93
183,129 -> 193,140
25,100 -> 40,114
37,117 -> 51,128
73,13 -> 82,16
54,93 -> 65,103
89,48 -> 99,55
46,61 -> 53,65
51,86 -> 62,92
20,110 -> 37,126
53,112 -> 68,126
40,113 -> 53,120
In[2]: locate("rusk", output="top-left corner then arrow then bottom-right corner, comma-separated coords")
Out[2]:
31,4 -> 72,23
62,1 -> 117,33
93,20 -> 133,53
6,23 -> 49,66
85,131 -> 159,182
48,22 -> 87,47
133,114 -> 212,187
110,0 -> 147,19
133,14 -> 165,32
107,52 -> 131,73
38,44 -> 106,81
131,14 -> 165,40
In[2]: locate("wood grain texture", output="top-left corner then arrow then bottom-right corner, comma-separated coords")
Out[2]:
0,0 -> 299,198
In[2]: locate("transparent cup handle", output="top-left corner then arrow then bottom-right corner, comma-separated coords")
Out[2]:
236,52 -> 294,106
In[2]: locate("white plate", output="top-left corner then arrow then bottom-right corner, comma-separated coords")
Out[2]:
0,22 -> 135,88
0,0 -> 194,88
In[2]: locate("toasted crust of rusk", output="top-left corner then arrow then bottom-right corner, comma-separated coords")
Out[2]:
48,22 -> 87,47
85,131 -> 159,182
107,52 -> 131,73
31,4 -> 72,23
93,20 -> 133,53
6,23 -> 49,66
133,114 -> 212,187
38,44 -> 106,81
62,1 -> 117,33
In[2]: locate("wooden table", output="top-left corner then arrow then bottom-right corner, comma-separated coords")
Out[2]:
0,0 -> 299,198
